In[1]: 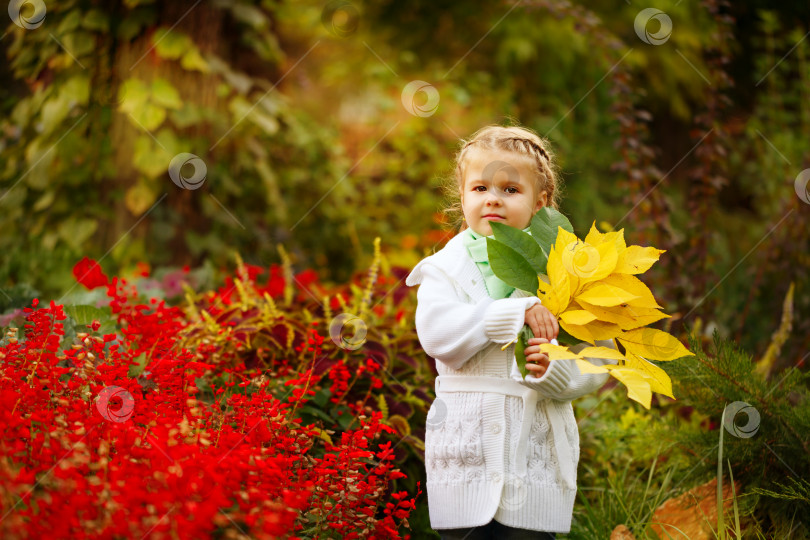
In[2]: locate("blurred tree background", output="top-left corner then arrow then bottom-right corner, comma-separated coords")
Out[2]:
1,0 -> 808,369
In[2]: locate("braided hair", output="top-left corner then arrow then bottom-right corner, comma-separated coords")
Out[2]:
441,124 -> 563,232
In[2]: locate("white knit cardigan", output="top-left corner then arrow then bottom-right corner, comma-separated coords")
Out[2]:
405,232 -> 617,533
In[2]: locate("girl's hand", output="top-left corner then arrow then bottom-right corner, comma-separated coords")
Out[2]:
524,337 -> 551,377
524,304 -> 559,341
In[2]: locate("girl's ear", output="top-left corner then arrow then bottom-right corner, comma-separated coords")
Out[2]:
535,190 -> 548,210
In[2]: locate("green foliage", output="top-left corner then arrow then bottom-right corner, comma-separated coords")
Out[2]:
530,206 -> 574,258
486,207 -> 574,293
0,1 -> 366,300
625,330 -> 809,537
2,1 -> 809,371
489,220 -> 548,275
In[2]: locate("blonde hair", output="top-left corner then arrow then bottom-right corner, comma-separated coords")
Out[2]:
440,124 -> 563,232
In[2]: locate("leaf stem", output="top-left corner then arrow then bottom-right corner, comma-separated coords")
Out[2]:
501,334 -> 519,351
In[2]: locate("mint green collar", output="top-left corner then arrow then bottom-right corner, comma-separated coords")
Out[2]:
461,225 -> 532,299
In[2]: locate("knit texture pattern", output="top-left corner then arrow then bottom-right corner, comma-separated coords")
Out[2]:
407,232 -> 616,532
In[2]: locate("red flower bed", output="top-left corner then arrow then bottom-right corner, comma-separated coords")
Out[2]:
0,260 -> 420,539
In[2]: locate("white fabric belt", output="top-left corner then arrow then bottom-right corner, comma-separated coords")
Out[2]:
435,375 -> 575,490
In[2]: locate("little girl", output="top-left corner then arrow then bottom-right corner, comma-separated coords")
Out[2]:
405,125 -> 617,539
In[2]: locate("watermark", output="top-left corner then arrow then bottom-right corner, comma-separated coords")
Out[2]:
425,396 -> 447,429
562,240 -> 601,278
321,0 -> 359,38
401,80 -> 440,117
498,473 -> 529,511
722,401 -> 760,438
8,0 -> 46,29
168,153 -> 207,190
795,168 -> 810,204
95,385 -> 135,423
634,8 -> 672,45
481,159 -> 522,186
329,312 -> 367,350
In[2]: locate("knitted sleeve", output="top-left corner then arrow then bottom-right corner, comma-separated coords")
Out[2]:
414,264 -> 541,371
517,339 -> 618,400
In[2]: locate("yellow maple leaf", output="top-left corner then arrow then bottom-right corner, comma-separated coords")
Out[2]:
615,245 -> 665,274
598,274 -> 663,309
544,244 -> 571,316
538,343 -> 582,360
617,328 -> 694,361
576,283 -> 639,307
604,366 -> 652,409
560,309 -> 598,326
577,346 -> 627,362
624,352 -> 675,399
560,319 -> 623,344
584,222 -> 626,253
575,358 -> 610,374
577,299 -> 670,330
506,220 -> 691,408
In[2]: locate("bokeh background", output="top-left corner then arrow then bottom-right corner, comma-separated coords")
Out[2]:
2,0 -> 808,364
1,1 -> 809,537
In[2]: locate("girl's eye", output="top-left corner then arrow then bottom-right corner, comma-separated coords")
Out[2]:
505,187 -> 519,194
473,186 -> 486,192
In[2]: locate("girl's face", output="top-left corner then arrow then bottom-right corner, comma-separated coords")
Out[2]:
460,148 -> 548,237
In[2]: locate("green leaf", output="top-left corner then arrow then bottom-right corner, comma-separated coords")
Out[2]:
489,220 -> 548,275
181,48 -> 209,72
514,324 -> 535,379
59,218 -> 98,251
153,27 -> 193,60
64,305 -> 111,325
62,75 -> 91,106
130,102 -> 166,132
64,304 -> 116,335
530,207 -> 574,257
82,10 -> 109,32
125,177 -> 160,215
118,78 -> 150,115
127,352 -> 148,377
556,326 -> 579,347
56,10 -> 81,34
151,78 -> 182,109
117,7 -> 156,41
486,238 -> 539,294
377,393 -> 389,421
298,405 -> 333,424
133,135 -> 167,178
336,407 -> 355,430
170,104 -> 203,128
312,387 -> 330,408
154,129 -> 181,156
62,32 -> 96,59
24,137 -> 55,189
32,190 -> 55,211
40,93 -> 71,136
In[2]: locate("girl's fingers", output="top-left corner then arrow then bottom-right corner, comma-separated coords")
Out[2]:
526,362 -> 547,375
546,315 -> 557,339
525,352 -> 549,365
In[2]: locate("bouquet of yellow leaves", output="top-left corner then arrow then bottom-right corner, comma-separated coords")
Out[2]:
486,208 -> 694,409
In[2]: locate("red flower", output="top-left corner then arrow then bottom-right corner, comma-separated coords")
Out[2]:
134,261 -> 151,277
72,257 -> 110,290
